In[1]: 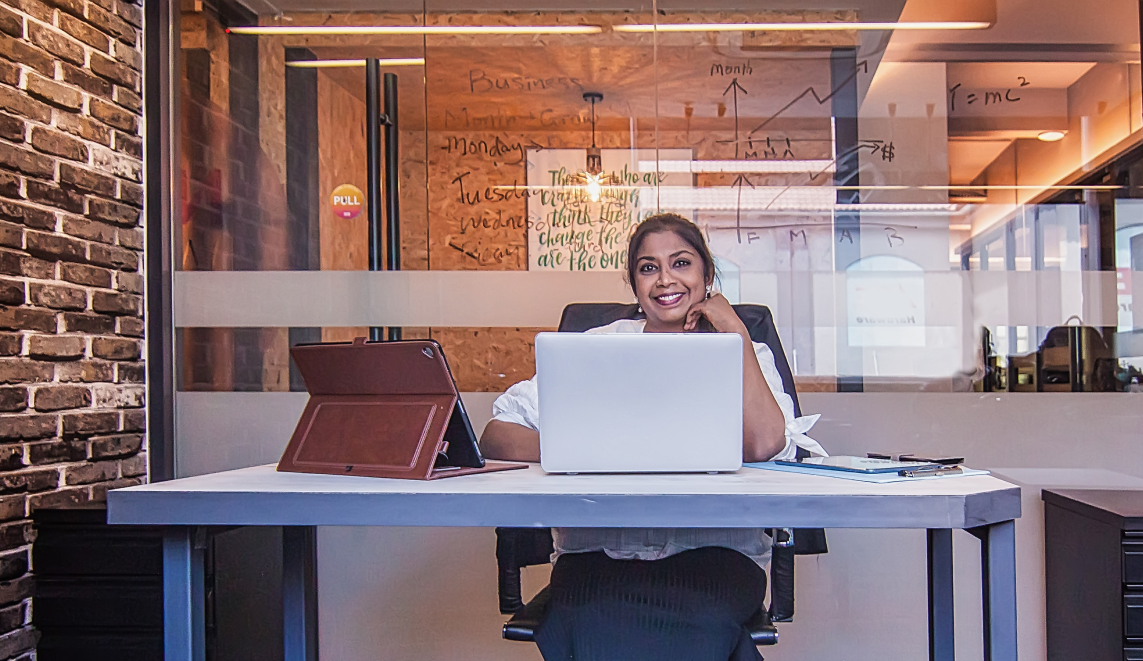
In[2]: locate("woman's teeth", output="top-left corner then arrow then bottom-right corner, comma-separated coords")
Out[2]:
655,293 -> 683,304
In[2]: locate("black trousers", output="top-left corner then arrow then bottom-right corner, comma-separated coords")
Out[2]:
534,547 -> 767,661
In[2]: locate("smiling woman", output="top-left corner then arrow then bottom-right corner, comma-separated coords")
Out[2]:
478,212 -> 813,661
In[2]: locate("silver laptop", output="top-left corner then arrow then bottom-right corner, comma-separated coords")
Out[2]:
535,332 -> 743,473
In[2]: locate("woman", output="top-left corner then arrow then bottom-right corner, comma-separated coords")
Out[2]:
480,213 -> 822,661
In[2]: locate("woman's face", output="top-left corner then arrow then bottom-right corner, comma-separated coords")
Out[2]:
631,230 -> 709,331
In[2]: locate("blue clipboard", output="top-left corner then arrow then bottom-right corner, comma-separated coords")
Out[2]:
748,461 -> 990,483
773,456 -> 940,474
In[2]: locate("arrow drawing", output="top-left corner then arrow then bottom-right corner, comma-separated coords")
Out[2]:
731,173 -> 755,243
745,60 -> 869,138
723,78 -> 749,158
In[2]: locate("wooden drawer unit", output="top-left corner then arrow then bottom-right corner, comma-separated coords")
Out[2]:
1045,490 -> 1143,661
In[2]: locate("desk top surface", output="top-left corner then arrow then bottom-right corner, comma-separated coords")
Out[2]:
107,464 -> 1020,529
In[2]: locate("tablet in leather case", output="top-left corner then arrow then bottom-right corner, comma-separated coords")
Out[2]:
277,337 -> 527,480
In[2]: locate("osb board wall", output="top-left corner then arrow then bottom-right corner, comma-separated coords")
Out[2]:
318,72 -> 369,272
430,327 -> 552,392
269,10 -> 845,389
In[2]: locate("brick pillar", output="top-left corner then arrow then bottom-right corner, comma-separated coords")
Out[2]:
0,0 -> 144,654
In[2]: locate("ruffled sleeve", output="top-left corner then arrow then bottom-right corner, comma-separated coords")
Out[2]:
751,342 -> 828,461
490,375 -> 540,431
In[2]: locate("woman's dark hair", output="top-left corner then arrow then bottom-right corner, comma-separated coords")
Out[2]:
624,213 -> 716,293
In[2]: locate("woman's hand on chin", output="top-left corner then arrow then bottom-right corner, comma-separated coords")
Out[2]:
683,293 -> 748,336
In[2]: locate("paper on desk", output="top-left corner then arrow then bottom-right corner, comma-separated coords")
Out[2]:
744,461 -> 990,483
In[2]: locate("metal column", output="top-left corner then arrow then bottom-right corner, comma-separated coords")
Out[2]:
365,59 -> 384,342
365,62 -> 401,342
383,72 -> 401,341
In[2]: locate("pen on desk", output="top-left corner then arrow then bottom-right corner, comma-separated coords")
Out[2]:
898,466 -> 963,478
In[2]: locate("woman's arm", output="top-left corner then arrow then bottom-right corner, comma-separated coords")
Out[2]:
686,295 -> 787,462
479,419 -> 540,462
737,336 -> 788,462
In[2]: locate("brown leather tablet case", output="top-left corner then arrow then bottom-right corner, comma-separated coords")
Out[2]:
277,338 -> 526,480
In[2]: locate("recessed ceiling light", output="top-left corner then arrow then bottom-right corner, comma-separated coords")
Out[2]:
228,25 -> 602,36
637,159 -> 836,174
285,58 -> 425,68
613,21 -> 991,33
1037,131 -> 1066,142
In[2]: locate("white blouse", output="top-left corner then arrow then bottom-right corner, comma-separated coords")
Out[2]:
489,318 -> 827,568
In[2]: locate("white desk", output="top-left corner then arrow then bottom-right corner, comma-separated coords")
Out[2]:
107,464 -> 1021,661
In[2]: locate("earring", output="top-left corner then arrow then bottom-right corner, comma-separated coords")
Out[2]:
705,285 -> 713,299
636,305 -> 643,314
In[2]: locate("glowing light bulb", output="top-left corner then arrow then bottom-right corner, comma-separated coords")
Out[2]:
586,175 -> 602,203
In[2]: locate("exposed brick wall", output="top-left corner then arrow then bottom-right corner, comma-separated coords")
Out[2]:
0,0 -> 144,653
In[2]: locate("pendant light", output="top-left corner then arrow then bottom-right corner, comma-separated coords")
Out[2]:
575,92 -> 619,203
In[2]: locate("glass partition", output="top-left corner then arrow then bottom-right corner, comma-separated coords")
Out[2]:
170,0 -> 1143,414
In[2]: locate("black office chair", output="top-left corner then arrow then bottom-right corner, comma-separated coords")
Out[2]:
496,303 -> 828,647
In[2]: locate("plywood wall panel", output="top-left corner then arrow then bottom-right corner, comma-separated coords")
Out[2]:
318,71 -> 369,271
400,129 -> 430,270
430,327 -> 552,392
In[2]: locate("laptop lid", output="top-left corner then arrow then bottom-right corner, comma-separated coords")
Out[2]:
536,332 -> 743,473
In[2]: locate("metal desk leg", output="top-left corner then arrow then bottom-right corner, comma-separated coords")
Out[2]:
164,528 -> 206,661
972,520 -> 1018,661
283,526 -> 319,661
927,529 -> 955,661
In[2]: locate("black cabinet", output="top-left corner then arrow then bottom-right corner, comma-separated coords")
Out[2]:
1044,489 -> 1143,661
32,507 -> 164,661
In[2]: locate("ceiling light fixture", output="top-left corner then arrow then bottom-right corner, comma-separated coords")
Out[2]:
228,25 -> 602,36
498,183 -> 1119,193
638,159 -> 836,174
653,186 -> 959,212
284,58 -> 425,68
928,184 -> 1118,191
1037,130 -> 1066,142
613,21 -> 990,33
571,92 -> 620,203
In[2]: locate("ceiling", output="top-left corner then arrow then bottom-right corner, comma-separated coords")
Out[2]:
948,139 -> 1011,184
240,0 -> 912,18
945,62 -> 1096,89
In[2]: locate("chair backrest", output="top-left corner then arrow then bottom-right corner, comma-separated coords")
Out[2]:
557,303 -> 802,417
494,302 -> 822,618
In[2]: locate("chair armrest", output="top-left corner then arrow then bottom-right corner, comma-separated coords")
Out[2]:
769,542 -> 794,622
496,528 -> 555,614
502,586 -> 552,642
746,607 -> 778,645
498,565 -> 524,615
